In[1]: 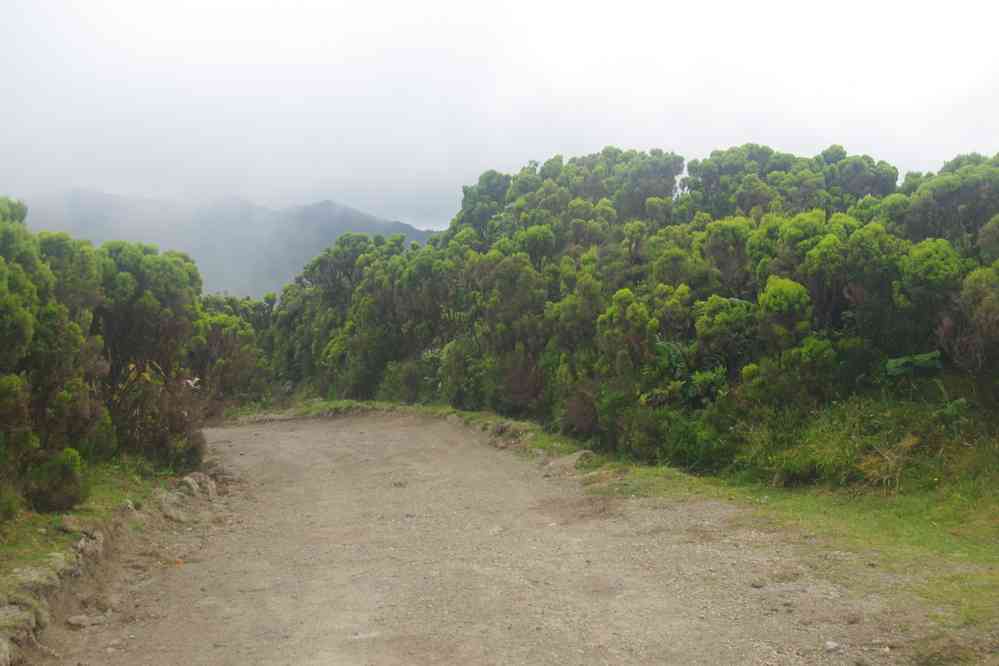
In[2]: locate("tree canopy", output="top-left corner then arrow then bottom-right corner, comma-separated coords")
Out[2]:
5,141 -> 999,513
260,143 -> 999,482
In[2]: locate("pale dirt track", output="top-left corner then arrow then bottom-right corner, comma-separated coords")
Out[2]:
39,414 -> 919,665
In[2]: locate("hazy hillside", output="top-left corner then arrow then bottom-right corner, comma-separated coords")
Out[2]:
262,200 -> 434,292
25,190 -> 434,295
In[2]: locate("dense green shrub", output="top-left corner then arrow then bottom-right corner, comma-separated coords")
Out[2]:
76,408 -> 118,462
0,197 -> 268,520
0,483 -> 21,523
654,408 -> 731,471
111,365 -> 205,469
27,448 -> 87,512
252,147 -> 993,487
561,381 -> 599,436
190,311 -> 269,404
617,405 -> 730,470
730,392 -> 994,488
9,143 -> 993,499
376,354 -> 439,404
438,338 -> 491,410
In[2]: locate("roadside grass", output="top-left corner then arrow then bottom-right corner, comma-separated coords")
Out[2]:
0,457 -> 165,577
584,460 -> 999,634
229,398 -> 999,637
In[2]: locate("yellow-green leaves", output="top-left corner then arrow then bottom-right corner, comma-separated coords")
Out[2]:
757,275 -> 812,350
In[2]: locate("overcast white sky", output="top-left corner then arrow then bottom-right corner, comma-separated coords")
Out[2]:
4,0 -> 999,228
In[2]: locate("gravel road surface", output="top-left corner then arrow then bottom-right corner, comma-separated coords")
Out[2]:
39,414 -> 915,665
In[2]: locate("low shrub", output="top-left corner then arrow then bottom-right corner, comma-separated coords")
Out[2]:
732,392 -> 995,488
111,367 -> 205,471
618,406 -> 732,470
27,447 -> 87,512
0,482 -> 21,523
76,408 -> 118,462
657,409 -> 733,471
562,382 -> 598,437
439,339 -> 491,410
376,354 -> 439,404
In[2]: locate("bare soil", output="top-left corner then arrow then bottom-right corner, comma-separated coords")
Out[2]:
31,414 -> 957,664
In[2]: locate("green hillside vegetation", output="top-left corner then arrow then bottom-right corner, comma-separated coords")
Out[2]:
260,144 -> 999,497
3,142 -> 998,531
0,198 -> 268,520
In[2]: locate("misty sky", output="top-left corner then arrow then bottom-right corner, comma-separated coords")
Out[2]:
4,1 -> 999,230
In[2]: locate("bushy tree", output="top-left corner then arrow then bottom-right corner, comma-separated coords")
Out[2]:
757,276 -> 812,350
238,143 -> 999,484
694,295 -> 755,372
0,197 -> 268,518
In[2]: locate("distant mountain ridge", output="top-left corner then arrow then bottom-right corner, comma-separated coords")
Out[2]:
25,190 -> 434,295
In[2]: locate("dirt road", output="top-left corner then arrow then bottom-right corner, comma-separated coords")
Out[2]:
40,414 -> 915,665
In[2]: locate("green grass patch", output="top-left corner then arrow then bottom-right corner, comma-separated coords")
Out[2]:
581,460 -> 999,630
0,456 -> 165,576
521,431 -> 578,457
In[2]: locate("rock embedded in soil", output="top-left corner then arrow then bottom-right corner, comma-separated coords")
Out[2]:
545,450 -> 596,475
76,530 -> 105,558
157,490 -> 192,524
179,476 -> 200,496
186,472 -> 217,500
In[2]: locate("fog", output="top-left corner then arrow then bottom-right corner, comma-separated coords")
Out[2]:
4,0 -> 999,229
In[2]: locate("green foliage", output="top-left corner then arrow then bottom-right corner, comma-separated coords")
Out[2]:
756,275 -> 812,350
376,352 -> 439,404
0,199 -> 267,519
0,482 -> 21,523
439,338 -> 483,410
693,295 -> 755,371
614,404 -> 732,469
4,142 -> 995,515
702,217 -> 752,296
76,408 -> 118,462
977,214 -> 999,264
96,241 -> 202,392
733,393 -> 996,491
899,239 -> 963,296
254,145 -> 999,489
597,288 -> 656,379
0,197 -> 28,224
190,311 -> 268,402
110,362 -> 205,468
739,335 -> 839,407
26,142 -> 987,498
886,351 -> 943,377
27,448 -> 87,512
900,160 -> 999,250
679,144 -> 895,222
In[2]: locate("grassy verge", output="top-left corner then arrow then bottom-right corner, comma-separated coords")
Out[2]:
229,398 -> 999,639
0,457 -> 167,577
587,461 -> 997,637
